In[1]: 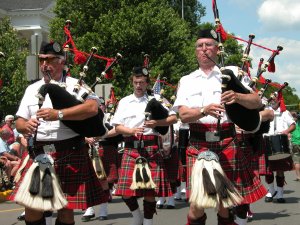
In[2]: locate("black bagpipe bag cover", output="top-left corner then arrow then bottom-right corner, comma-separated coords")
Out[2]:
38,83 -> 107,137
221,68 -> 260,132
144,98 -> 169,135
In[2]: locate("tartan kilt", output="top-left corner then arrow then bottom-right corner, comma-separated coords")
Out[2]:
264,156 -> 294,174
9,144 -> 108,210
186,123 -> 267,204
115,145 -> 173,197
180,163 -> 187,182
98,144 -> 119,184
236,134 -> 267,176
164,146 -> 180,183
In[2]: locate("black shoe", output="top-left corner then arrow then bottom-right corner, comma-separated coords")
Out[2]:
156,204 -> 164,209
98,216 -> 108,220
17,215 -> 25,221
264,196 -> 273,202
276,198 -> 286,203
166,205 -> 175,209
81,214 -> 95,222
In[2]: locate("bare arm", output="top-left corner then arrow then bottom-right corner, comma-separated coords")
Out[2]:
144,114 -> 178,128
221,91 -> 263,109
36,99 -> 98,121
178,104 -> 225,123
115,124 -> 144,137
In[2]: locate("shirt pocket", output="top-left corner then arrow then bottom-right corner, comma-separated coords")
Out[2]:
187,91 -> 203,108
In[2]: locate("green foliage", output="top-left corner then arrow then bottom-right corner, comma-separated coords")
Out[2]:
0,17 -> 29,119
50,0 -> 199,99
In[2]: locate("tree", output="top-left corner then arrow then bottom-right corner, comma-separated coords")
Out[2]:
0,17 -> 29,120
50,0 -> 200,98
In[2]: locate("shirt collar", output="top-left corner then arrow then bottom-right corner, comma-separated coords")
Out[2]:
192,65 -> 221,79
128,93 -> 148,102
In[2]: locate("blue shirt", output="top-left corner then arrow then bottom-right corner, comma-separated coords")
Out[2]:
0,138 -> 10,155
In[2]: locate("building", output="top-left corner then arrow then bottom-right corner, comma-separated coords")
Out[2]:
0,0 -> 55,80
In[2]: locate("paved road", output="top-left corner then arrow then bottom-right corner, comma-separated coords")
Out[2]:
0,171 -> 299,225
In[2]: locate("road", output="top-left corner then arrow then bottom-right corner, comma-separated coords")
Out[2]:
0,171 -> 299,225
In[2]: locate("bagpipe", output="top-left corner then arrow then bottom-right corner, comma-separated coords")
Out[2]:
143,54 -> 170,136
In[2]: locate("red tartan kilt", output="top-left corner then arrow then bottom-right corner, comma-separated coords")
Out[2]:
186,123 -> 267,204
9,145 -> 108,210
180,163 -> 187,182
98,144 -> 118,183
236,134 -> 267,176
115,145 -> 173,197
164,147 -> 180,182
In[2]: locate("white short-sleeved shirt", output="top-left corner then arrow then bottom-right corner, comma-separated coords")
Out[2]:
267,107 -> 295,135
111,93 -> 175,136
16,76 -> 100,141
173,66 -> 231,124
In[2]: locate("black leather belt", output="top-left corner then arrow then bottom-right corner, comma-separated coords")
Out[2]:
125,139 -> 158,149
32,136 -> 85,154
190,126 -> 236,142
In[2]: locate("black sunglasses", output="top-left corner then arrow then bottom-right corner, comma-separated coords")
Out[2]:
39,57 -> 60,64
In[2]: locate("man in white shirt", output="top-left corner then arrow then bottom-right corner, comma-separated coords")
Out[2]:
173,29 -> 266,225
111,66 -> 177,225
264,93 -> 295,203
9,41 -> 107,225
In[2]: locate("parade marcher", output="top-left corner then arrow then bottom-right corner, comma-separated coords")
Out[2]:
9,41 -> 107,225
111,66 -> 177,225
172,29 -> 267,225
156,124 -> 179,209
264,93 -> 295,203
82,98 -> 121,222
290,111 -> 300,181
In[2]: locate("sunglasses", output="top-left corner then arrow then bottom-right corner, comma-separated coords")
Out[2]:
38,57 -> 60,64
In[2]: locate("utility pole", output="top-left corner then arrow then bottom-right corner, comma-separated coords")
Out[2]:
181,0 -> 184,19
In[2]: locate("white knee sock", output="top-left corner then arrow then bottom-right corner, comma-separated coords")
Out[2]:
276,187 -> 284,198
131,208 -> 143,225
45,215 -> 52,225
266,182 -> 275,197
167,196 -> 175,206
143,218 -> 153,225
99,202 -> 108,217
234,216 -> 247,225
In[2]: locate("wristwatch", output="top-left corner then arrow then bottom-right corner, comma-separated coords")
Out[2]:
58,110 -> 64,120
200,107 -> 206,116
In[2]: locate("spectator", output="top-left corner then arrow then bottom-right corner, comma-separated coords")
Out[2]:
290,111 -> 300,181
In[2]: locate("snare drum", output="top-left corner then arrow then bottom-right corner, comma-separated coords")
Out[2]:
264,134 -> 291,160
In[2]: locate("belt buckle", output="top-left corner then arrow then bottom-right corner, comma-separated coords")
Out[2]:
133,140 -> 144,149
205,131 -> 220,142
43,144 -> 56,154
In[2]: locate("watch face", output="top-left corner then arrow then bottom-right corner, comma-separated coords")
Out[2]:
58,111 -> 63,119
